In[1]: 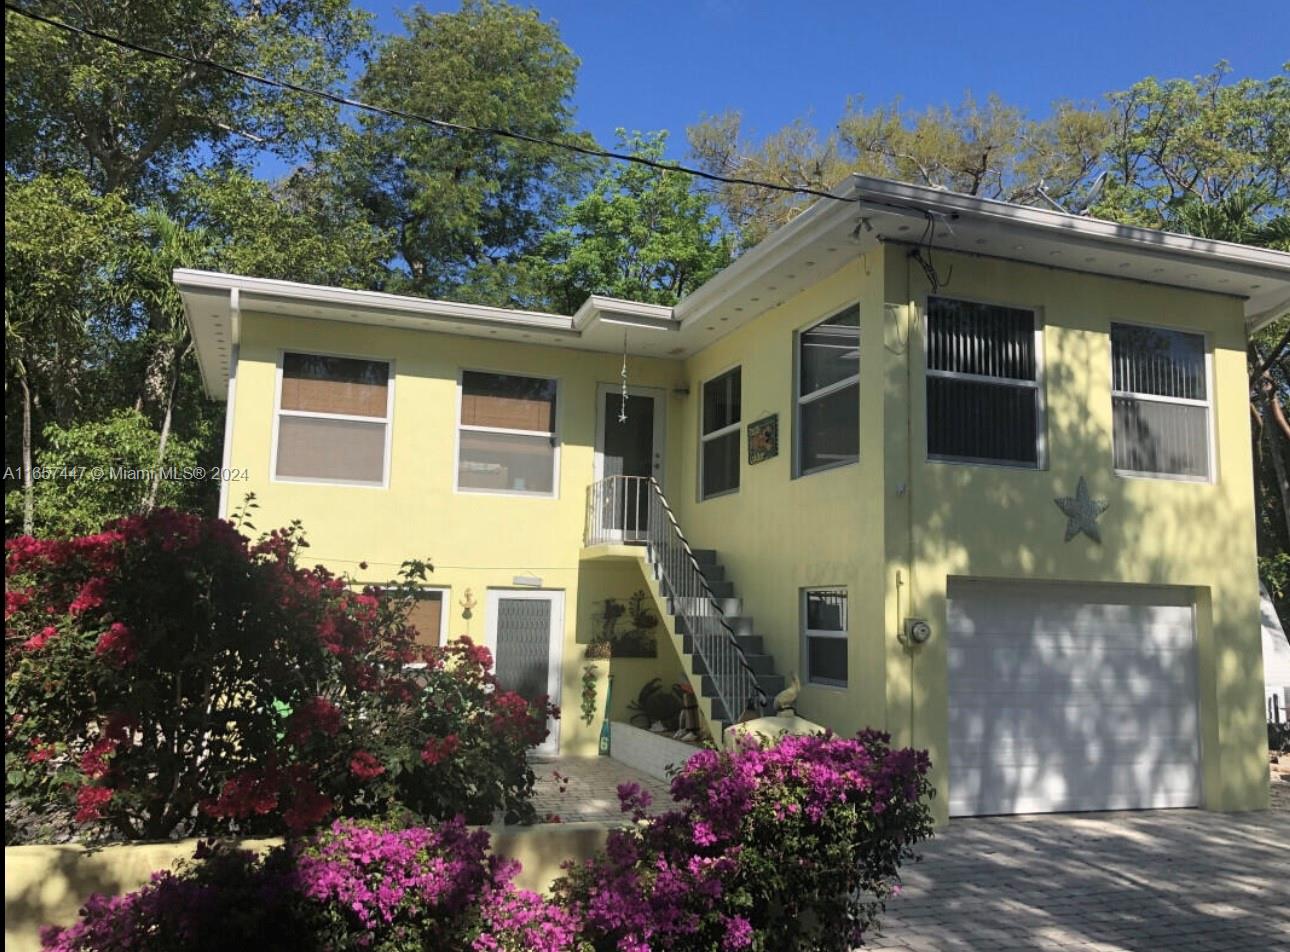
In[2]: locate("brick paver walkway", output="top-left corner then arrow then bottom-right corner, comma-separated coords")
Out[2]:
870,798 -> 1289,951
531,756 -> 672,823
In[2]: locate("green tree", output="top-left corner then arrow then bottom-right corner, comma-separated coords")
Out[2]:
4,173 -> 136,533
5,0 -> 370,196
528,131 -> 731,313
340,0 -> 588,300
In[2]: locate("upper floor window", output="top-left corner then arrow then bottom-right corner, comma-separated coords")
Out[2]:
803,588 -> 848,688
275,352 -> 392,486
1111,323 -> 1211,480
797,305 -> 860,475
926,297 -> 1043,467
700,367 -> 741,499
457,371 -> 558,495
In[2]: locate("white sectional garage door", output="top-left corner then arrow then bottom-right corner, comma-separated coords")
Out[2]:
947,580 -> 1201,816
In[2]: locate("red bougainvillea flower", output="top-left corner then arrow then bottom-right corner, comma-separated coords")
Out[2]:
94,622 -> 138,667
27,738 -> 54,764
21,625 -> 58,652
68,577 -> 110,615
420,734 -> 461,766
74,785 -> 114,823
80,737 -> 118,779
282,782 -> 333,834
201,769 -> 281,819
285,697 -> 343,745
5,588 -> 32,618
348,750 -> 386,781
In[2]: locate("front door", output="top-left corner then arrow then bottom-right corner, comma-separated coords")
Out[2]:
595,384 -> 665,540
485,589 -> 565,758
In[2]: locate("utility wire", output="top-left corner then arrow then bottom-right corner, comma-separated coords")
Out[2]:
5,3 -> 860,206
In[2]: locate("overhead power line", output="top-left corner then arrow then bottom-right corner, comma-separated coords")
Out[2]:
5,3 -> 860,206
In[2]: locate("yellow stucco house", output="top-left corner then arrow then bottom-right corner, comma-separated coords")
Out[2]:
177,175 -> 1290,822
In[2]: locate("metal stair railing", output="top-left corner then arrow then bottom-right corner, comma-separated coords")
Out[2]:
586,474 -> 768,723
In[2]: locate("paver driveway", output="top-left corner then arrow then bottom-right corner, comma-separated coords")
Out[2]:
869,809 -> 1289,951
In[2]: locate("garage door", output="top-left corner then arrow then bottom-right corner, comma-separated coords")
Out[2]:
947,580 -> 1200,816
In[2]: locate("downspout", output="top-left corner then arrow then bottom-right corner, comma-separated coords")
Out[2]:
217,288 -> 240,521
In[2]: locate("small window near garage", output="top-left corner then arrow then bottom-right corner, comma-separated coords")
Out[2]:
700,367 -> 741,499
458,371 -> 559,495
1111,323 -> 1211,479
797,305 -> 860,476
803,588 -> 847,687
275,353 -> 391,485
926,297 -> 1042,467
404,588 -> 449,649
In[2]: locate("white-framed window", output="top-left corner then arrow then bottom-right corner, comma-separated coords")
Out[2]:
1111,323 -> 1212,480
457,370 -> 559,496
802,588 -> 848,688
925,296 -> 1044,467
700,367 -> 741,499
796,305 -> 860,476
274,351 -> 393,486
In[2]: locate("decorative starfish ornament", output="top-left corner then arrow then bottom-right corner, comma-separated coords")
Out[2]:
1054,476 -> 1109,544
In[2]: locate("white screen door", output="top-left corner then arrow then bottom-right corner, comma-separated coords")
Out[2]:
485,589 -> 564,758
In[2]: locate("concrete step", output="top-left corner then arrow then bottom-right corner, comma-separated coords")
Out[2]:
691,548 -> 718,566
702,672 -> 785,700
697,562 -> 726,583
691,652 -> 776,677
679,627 -> 760,655
704,578 -> 735,599
667,595 -> 740,617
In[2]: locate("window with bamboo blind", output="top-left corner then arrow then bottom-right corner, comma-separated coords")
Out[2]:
275,353 -> 392,485
405,589 -> 447,647
457,371 -> 558,495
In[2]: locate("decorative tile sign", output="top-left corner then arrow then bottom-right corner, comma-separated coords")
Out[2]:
747,414 -> 779,464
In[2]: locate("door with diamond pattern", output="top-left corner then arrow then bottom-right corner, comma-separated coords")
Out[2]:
485,589 -> 564,757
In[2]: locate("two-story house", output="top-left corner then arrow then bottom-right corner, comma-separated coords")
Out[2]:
177,174 -> 1290,822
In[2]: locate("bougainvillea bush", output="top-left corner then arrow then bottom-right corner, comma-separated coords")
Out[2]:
39,732 -> 932,951
5,508 -> 554,842
555,729 -> 934,951
40,818 -> 579,952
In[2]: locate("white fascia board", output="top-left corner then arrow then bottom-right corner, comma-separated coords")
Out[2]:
172,269 -> 575,332
1247,294 -> 1290,333
674,181 -> 859,328
573,294 -> 676,330
845,174 -> 1290,277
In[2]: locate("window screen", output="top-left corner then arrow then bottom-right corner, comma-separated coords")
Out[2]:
798,306 -> 860,475
700,368 -> 741,498
926,298 -> 1040,466
276,353 -> 390,484
803,588 -> 847,687
458,372 -> 558,494
1111,324 -> 1210,479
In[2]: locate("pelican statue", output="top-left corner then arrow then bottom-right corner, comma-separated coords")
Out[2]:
773,674 -> 800,716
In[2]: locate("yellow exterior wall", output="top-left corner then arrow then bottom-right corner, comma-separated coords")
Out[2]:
673,256 -> 889,733
882,249 -> 1267,819
231,314 -> 688,756
223,247 -> 1268,819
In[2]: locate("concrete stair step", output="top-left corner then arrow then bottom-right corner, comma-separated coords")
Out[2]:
692,652 -> 776,677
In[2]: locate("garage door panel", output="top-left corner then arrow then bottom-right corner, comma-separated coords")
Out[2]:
947,580 -> 1200,816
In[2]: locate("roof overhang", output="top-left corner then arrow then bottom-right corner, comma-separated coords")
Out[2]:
177,174 -> 1290,400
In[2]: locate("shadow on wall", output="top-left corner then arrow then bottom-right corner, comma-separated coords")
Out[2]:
902,311 -> 1267,815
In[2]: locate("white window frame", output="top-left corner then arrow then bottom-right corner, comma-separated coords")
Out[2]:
270,349 -> 395,488
454,367 -> 561,498
923,295 -> 1048,470
801,587 -> 848,689
1109,321 -> 1215,483
794,305 -> 861,478
392,585 -> 451,668
699,365 -> 741,501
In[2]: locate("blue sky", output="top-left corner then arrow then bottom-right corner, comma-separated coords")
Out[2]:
353,0 -> 1288,157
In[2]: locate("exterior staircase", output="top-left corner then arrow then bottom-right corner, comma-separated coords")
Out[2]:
585,475 -> 786,731
670,548 -> 786,724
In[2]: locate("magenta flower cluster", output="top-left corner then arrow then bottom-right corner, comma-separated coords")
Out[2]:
42,731 -> 933,952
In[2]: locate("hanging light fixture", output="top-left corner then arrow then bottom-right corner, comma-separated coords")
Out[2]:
619,330 -> 629,422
